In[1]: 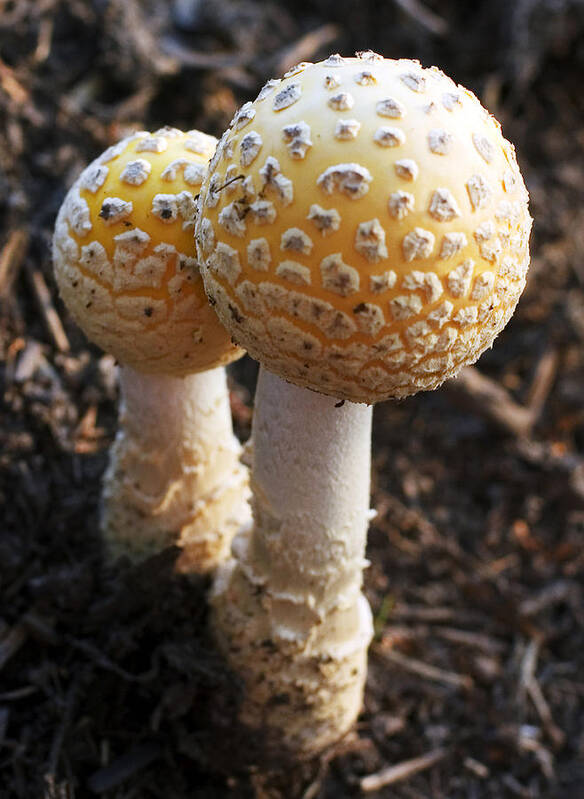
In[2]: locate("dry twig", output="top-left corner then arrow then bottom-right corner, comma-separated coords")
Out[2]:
393,0 -> 449,36
375,644 -> 473,690
389,604 -> 477,624
24,262 -> 70,352
360,747 -> 449,792
447,366 -> 535,437
526,347 -> 559,419
0,624 -> 28,672
46,681 -> 77,778
520,639 -> 565,749
446,352 -> 558,438
87,743 -> 161,793
431,626 -> 506,654
0,230 -> 28,297
274,24 -> 341,75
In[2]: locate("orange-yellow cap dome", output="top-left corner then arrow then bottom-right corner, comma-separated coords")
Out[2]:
53,127 -> 243,375
195,54 -> 532,402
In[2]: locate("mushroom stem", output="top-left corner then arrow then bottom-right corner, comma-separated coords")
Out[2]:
212,367 -> 374,755
101,365 -> 250,573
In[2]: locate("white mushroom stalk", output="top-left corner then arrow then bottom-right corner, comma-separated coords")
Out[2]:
53,127 -> 249,572
213,368 -> 373,753
196,53 -> 532,753
103,366 -> 249,572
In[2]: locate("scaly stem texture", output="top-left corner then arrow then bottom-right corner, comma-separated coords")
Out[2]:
212,367 -> 374,755
101,365 -> 250,573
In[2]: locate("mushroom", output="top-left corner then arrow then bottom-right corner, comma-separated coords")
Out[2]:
195,55 -> 532,753
53,127 -> 250,573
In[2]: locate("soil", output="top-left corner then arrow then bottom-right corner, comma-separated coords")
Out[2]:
1,1 -> 584,797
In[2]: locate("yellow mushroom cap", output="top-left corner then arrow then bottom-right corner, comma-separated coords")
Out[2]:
195,54 -> 532,403
53,127 -> 243,376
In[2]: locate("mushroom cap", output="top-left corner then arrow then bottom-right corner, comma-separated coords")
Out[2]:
195,54 -> 532,403
53,127 -> 244,376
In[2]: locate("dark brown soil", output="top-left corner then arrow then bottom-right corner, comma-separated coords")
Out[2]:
1,1 -> 584,797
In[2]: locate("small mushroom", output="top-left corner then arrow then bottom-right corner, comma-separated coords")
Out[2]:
53,128 -> 250,573
196,55 -> 532,754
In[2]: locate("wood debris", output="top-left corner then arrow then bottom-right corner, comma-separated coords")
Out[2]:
360,747 -> 449,792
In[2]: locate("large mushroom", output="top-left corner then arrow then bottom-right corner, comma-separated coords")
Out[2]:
53,127 -> 250,573
196,55 -> 532,753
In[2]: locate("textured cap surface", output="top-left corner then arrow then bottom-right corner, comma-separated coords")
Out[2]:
53,128 -> 243,375
195,55 -> 532,402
